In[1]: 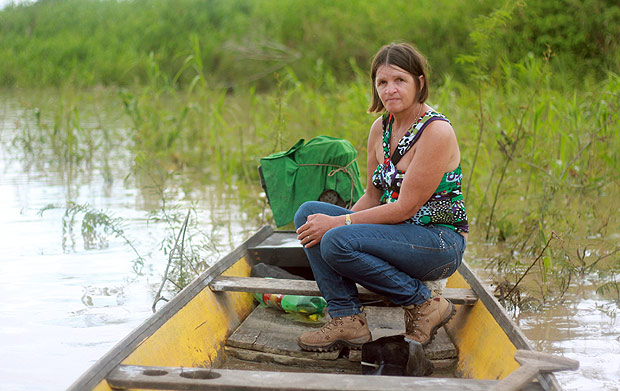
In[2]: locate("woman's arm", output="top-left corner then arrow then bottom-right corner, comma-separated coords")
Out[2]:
297,120 -> 460,248
297,118 -> 382,247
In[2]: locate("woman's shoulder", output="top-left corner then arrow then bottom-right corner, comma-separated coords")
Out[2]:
422,109 -> 451,123
421,109 -> 453,131
370,114 -> 385,133
417,111 -> 458,151
368,115 -> 385,146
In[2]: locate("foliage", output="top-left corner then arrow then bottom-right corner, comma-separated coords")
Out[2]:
3,0 -> 618,88
494,0 -> 620,77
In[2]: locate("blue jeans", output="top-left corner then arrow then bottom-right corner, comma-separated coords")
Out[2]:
294,201 -> 466,318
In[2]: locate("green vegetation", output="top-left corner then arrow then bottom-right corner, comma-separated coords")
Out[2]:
2,0 -> 619,303
1,0 -> 618,87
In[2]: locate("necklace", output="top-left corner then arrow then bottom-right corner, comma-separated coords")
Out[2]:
391,105 -> 426,139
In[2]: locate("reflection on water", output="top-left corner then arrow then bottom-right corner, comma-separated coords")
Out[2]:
0,92 -> 618,391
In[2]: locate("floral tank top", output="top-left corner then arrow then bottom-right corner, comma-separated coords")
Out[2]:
371,110 -> 469,233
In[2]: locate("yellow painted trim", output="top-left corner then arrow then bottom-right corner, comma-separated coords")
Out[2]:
446,272 -> 519,380
92,257 -> 254,391
92,380 -> 110,391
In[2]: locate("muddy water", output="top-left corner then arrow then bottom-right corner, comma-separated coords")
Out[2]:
0,93 -> 618,391
470,260 -> 620,390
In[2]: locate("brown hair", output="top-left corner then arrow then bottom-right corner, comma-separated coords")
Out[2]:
368,43 -> 429,113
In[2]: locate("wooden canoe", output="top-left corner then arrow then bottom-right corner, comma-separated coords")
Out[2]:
68,226 -> 565,391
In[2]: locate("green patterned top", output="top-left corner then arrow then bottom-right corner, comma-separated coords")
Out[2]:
371,110 -> 469,233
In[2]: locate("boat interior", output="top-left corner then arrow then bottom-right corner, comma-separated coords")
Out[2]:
73,228 -> 565,391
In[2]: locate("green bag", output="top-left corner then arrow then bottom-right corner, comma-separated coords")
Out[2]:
259,136 -> 364,227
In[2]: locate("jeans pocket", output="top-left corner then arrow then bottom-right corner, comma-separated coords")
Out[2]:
420,258 -> 459,281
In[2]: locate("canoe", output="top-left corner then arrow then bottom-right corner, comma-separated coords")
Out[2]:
68,226 -> 567,391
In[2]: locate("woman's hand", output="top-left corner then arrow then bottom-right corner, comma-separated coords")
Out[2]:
296,213 -> 341,248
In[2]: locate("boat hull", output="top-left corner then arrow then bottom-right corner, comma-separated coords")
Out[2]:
69,227 -> 560,391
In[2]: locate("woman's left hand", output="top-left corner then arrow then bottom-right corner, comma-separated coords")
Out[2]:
296,213 -> 341,248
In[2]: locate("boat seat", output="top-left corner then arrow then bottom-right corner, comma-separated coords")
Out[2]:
209,276 -> 478,305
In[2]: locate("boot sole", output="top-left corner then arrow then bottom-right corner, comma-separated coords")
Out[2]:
405,300 -> 457,348
297,334 -> 372,352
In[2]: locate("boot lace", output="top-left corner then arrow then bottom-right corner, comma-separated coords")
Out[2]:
404,301 -> 430,334
320,316 -> 346,333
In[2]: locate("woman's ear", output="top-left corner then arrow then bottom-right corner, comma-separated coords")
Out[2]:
418,75 -> 425,92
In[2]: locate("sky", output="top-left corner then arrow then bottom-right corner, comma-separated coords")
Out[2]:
1,0 -> 33,10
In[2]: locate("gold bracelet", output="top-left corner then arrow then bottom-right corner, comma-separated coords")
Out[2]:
345,214 -> 352,225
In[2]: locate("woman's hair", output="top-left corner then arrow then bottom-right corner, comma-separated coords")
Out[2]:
368,43 -> 429,113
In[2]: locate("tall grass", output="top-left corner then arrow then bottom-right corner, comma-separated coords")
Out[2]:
1,0 -> 618,88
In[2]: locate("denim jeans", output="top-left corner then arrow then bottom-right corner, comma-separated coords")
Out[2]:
294,201 -> 466,318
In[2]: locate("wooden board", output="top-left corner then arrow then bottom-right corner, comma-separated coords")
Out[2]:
224,346 -> 360,372
226,306 -> 457,370
210,276 -> 478,305
226,306 -> 341,360
106,364 -> 547,391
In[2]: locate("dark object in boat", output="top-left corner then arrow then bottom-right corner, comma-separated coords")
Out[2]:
361,335 -> 433,377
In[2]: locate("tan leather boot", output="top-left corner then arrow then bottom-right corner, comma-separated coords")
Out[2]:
298,313 -> 372,351
404,295 -> 455,347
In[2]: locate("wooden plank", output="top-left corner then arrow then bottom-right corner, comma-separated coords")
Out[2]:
226,306 -> 456,370
107,364 -> 546,391
491,350 -> 579,391
225,346 -> 361,372
248,231 -> 310,269
226,306 -> 342,360
210,276 -> 478,305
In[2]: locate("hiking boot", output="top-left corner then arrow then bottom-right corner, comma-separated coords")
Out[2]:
403,295 -> 456,347
298,313 -> 372,352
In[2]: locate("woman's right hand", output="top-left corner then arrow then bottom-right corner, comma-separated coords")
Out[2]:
296,213 -> 342,248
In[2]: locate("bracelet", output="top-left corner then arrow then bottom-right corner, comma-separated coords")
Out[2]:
345,214 -> 352,225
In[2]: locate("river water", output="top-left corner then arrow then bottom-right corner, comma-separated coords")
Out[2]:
0,92 -> 618,391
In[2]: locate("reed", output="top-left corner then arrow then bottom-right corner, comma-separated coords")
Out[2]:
8,53 -> 619,301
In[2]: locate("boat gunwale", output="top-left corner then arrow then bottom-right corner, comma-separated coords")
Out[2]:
66,225 -> 274,391
456,260 -> 562,391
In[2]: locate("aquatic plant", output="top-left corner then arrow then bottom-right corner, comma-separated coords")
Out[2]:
39,202 -> 146,274
147,182 -> 221,310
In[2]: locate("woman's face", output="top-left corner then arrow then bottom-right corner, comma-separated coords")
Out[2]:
375,64 -> 420,114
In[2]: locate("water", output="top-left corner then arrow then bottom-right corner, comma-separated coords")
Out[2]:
0,93 -> 618,391
0,155 -> 157,390
517,289 -> 620,390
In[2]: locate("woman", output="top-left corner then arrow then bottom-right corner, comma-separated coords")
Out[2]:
294,43 -> 468,352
